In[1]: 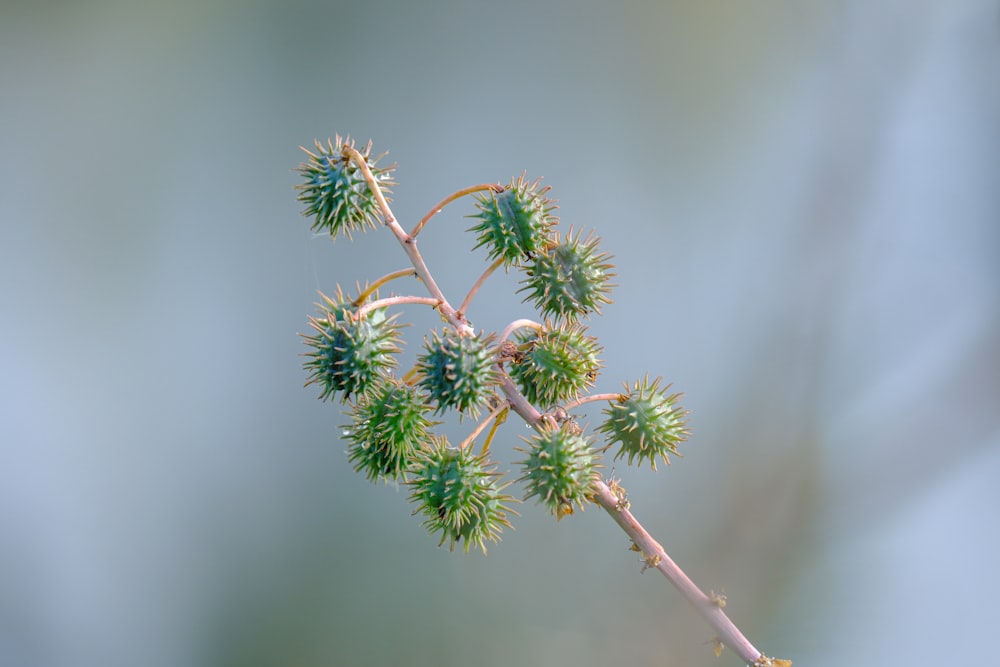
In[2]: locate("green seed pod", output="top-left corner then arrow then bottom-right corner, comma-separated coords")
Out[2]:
295,135 -> 396,239
416,329 -> 498,416
519,228 -> 615,321
508,323 -> 602,408
468,174 -> 557,267
517,425 -> 599,519
599,376 -> 690,470
302,288 -> 402,402
407,439 -> 515,553
346,377 -> 434,482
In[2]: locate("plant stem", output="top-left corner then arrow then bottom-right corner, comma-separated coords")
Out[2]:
458,401 -> 509,452
342,151 -> 772,663
344,145 -> 473,336
354,268 -> 418,304
589,480 -> 765,666
355,295 -> 442,319
458,256 -> 504,318
562,393 -> 623,411
498,318 -> 544,346
411,183 -> 503,238
494,369 -> 764,664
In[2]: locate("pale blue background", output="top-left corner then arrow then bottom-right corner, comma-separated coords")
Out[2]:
2,1 -> 998,666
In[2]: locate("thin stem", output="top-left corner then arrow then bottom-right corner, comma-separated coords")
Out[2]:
343,145 -> 473,336
562,393 -> 622,411
355,295 -> 441,319
342,146 -> 398,231
590,480 -> 764,665
498,318 -> 544,346
457,401 -> 509,452
340,142 -> 778,665
354,268 -> 418,305
411,183 -> 503,239
480,406 -> 508,455
458,256 -> 504,318
493,370 -> 765,665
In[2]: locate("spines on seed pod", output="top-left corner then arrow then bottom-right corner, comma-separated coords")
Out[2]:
295,135 -> 396,240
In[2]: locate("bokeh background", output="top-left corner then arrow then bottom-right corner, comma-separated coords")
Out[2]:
2,1 -> 998,666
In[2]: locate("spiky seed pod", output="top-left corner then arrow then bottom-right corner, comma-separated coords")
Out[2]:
467,173 -> 557,267
519,228 -> 616,322
407,438 -> 515,553
508,323 -> 602,408
345,377 -> 434,482
517,426 -> 600,519
294,135 -> 396,240
416,329 -> 498,416
302,288 -> 403,402
599,376 -> 690,470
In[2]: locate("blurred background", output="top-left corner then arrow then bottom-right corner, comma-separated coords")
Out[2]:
2,1 -> 998,665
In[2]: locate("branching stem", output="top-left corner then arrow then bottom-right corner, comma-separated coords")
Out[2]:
344,145 -> 473,336
489,370 -> 764,664
336,149 -> 774,665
